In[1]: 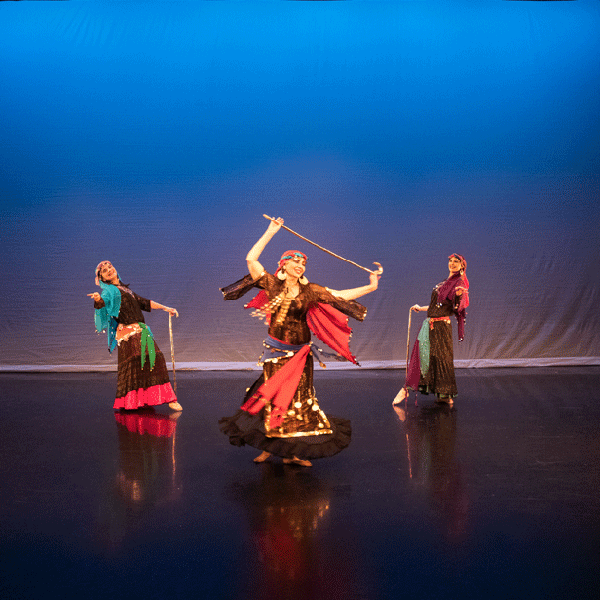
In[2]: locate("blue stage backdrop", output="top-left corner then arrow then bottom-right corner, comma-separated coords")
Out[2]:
1,2 -> 598,371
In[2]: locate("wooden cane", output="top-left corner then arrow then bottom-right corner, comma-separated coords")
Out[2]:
263,214 -> 383,275
169,312 -> 177,395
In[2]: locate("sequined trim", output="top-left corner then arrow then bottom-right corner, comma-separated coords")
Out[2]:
266,427 -> 334,438
258,339 -> 332,369
264,387 -> 333,438
429,316 -> 451,330
116,323 -> 142,345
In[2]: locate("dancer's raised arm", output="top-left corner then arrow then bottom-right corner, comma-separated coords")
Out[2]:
246,217 -> 283,279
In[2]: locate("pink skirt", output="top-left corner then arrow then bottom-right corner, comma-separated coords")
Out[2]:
114,381 -> 177,410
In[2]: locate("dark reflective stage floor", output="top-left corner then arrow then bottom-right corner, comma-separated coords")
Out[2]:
1,368 -> 599,600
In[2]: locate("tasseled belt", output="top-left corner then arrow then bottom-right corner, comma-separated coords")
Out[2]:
429,316 -> 450,329
258,335 -> 337,369
118,322 -> 156,369
241,335 -> 338,428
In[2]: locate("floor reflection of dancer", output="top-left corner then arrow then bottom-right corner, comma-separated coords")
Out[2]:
97,409 -> 182,551
88,261 -> 182,411
227,467 -> 359,599
229,467 -> 332,590
395,254 -> 469,406
114,409 -> 181,507
394,404 -> 469,542
219,218 -> 380,467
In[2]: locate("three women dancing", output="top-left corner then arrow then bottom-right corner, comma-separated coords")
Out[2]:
89,236 -> 469,455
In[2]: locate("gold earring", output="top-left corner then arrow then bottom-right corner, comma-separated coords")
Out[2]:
277,270 -> 287,281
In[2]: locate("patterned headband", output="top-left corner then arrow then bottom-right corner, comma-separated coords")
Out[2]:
279,251 -> 307,262
449,253 -> 467,271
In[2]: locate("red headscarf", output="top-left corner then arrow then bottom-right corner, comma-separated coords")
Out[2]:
275,250 -> 308,277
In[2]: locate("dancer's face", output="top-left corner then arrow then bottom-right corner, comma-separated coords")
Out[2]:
283,256 -> 306,279
99,261 -> 119,284
448,256 -> 463,274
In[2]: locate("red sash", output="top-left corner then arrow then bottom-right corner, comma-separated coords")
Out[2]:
241,345 -> 311,429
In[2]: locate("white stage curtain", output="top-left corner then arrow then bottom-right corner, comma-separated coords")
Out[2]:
1,2 -> 598,370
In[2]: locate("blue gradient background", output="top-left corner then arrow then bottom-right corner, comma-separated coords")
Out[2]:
1,2 -> 598,369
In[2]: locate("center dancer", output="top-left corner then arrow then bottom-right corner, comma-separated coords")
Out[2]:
219,217 -> 380,467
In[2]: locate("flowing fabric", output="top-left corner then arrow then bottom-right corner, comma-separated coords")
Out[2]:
244,289 -> 359,365
436,269 -> 469,341
94,281 -> 122,353
94,284 -> 177,410
239,284 -> 360,425
418,319 -> 431,377
139,322 -> 156,370
405,319 -> 431,391
116,380 -> 177,411
245,289 -> 273,323
242,344 -> 312,428
241,334 -> 353,428
405,338 -> 422,392
404,285 -> 463,399
306,303 -> 359,365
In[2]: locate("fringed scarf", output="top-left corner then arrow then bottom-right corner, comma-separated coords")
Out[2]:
244,290 -> 359,365
94,280 -> 122,353
437,254 -> 470,341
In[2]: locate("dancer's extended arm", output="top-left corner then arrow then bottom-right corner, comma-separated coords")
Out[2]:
410,304 -> 427,312
327,271 -> 380,301
150,301 -> 178,317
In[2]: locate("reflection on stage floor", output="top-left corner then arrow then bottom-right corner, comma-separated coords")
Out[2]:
1,367 -> 599,599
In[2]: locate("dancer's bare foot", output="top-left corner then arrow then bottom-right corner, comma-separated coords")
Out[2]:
393,387 -> 408,405
168,401 -> 183,411
283,457 -> 312,467
253,451 -> 271,463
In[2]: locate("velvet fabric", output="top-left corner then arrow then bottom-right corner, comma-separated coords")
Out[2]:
219,270 -> 365,459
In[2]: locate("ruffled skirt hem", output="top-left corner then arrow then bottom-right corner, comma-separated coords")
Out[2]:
113,382 -> 177,410
219,409 -> 351,460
